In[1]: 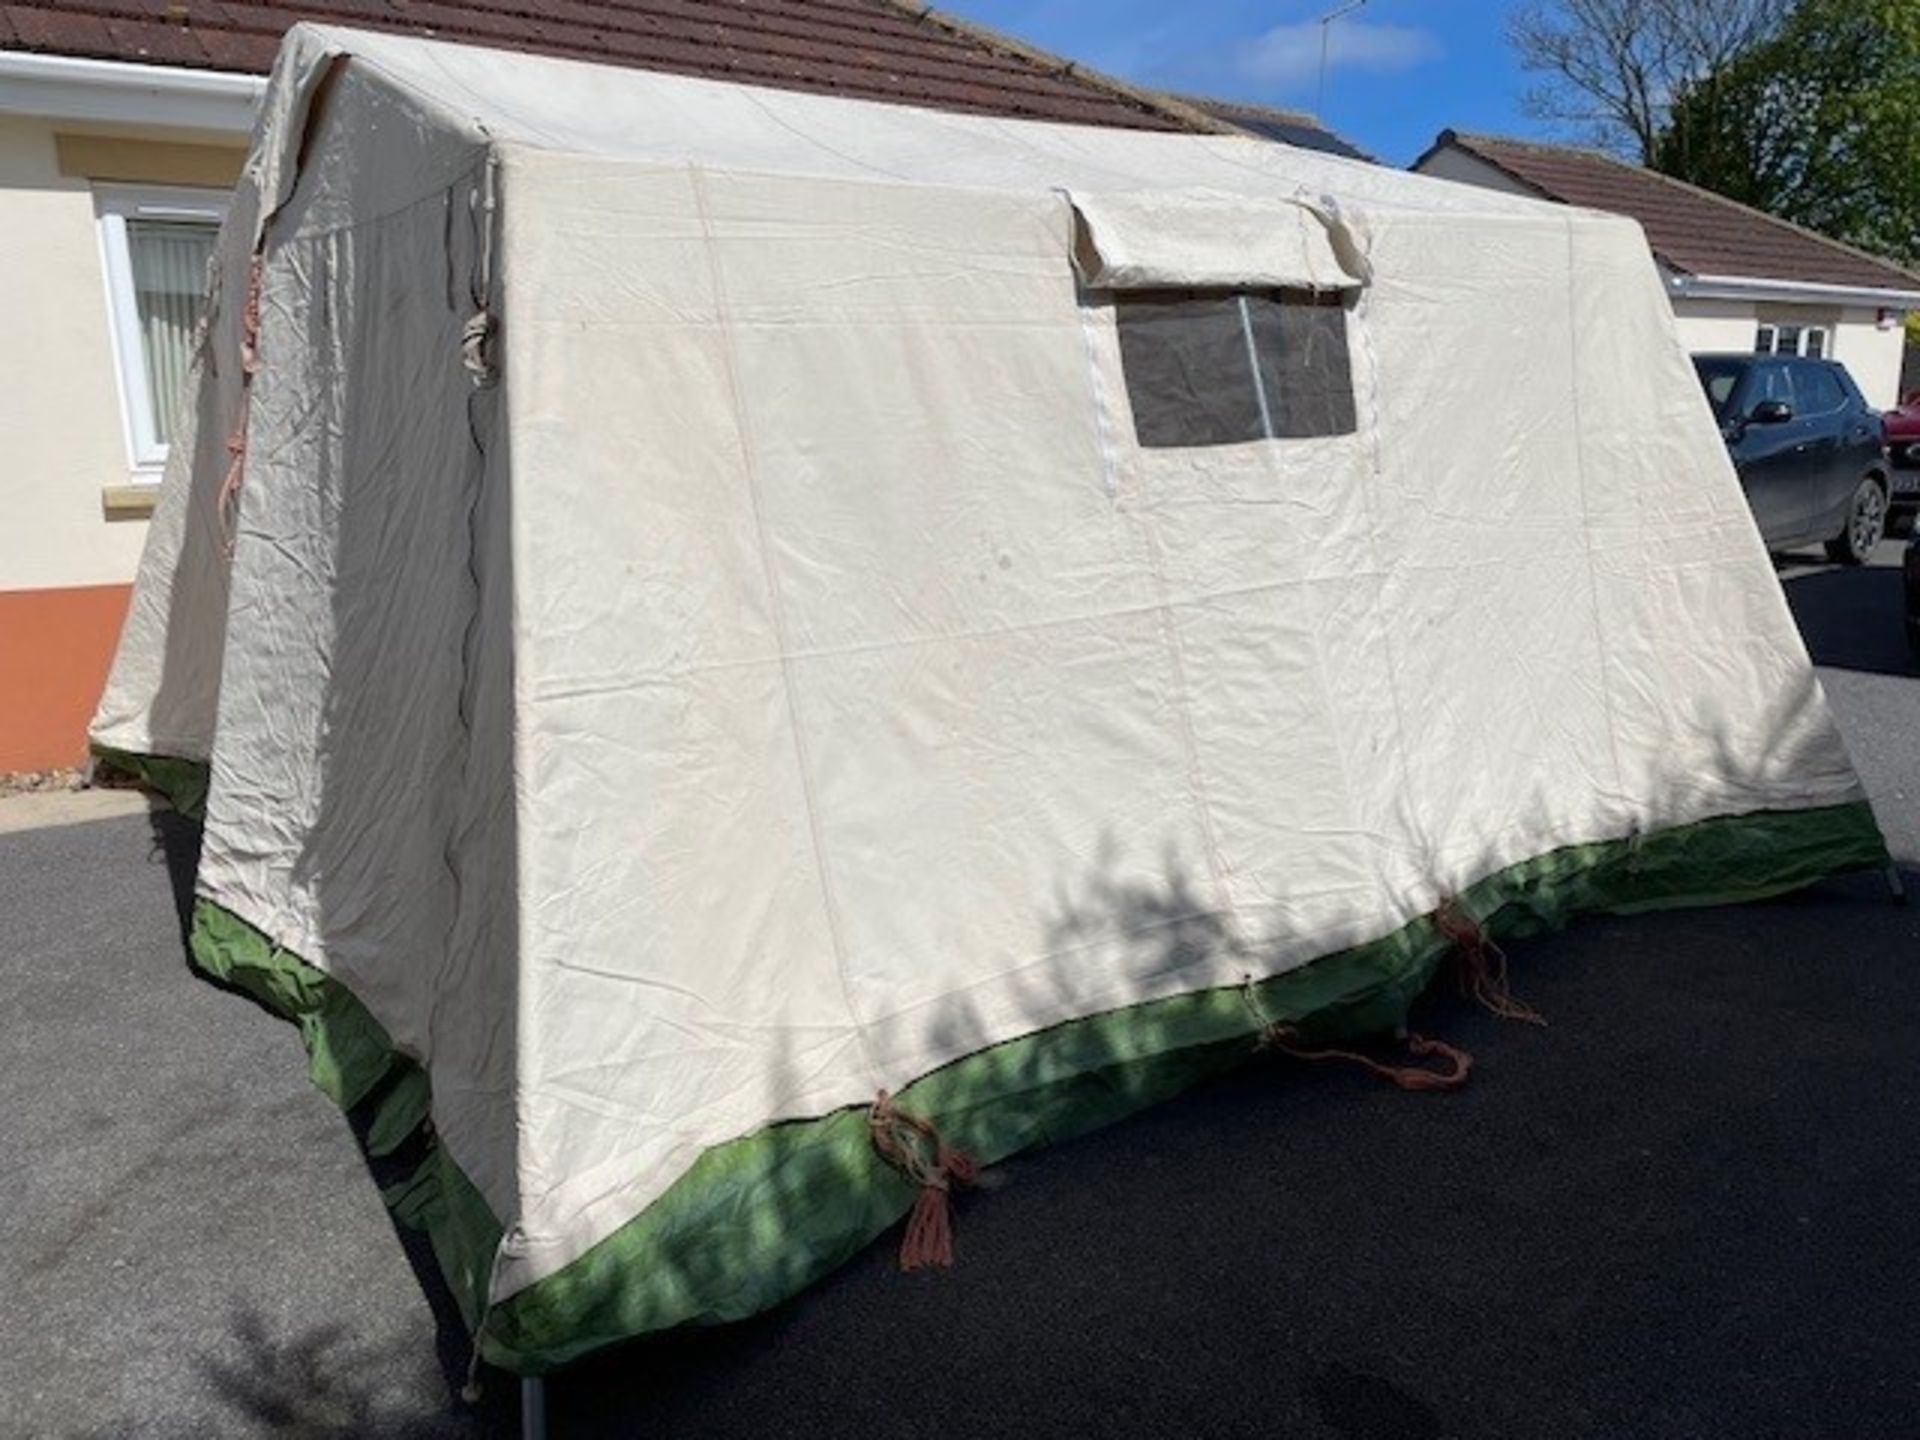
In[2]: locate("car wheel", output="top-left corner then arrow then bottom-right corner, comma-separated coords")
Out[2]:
1825,477 -> 1888,565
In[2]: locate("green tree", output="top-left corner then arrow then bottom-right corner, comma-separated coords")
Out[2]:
1654,0 -> 1920,265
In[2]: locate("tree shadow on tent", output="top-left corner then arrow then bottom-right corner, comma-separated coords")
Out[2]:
481,647 -> 1899,1435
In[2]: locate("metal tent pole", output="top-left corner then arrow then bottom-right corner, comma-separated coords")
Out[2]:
522,1376 -> 548,1440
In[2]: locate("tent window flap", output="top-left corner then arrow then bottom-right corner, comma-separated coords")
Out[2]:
1114,287 -> 1356,448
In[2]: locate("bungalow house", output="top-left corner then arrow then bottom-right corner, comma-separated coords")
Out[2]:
1413,130 -> 1920,407
0,0 -> 1237,773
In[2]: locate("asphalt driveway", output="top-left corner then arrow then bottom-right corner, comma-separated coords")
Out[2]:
3,539 -> 1915,1439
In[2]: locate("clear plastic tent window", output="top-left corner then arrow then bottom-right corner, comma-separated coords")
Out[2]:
1113,288 -> 1356,447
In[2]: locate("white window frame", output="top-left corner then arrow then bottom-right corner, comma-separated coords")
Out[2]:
94,183 -> 228,479
1753,320 -> 1832,359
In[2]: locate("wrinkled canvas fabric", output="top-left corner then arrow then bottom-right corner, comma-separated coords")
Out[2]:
97,25 -> 1871,1307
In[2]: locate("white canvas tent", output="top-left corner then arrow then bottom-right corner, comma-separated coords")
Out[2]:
94,23 -> 1886,1373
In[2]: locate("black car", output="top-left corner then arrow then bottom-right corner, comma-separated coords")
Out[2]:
1693,353 -> 1890,564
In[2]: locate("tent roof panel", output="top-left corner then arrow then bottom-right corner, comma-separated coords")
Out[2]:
291,25 -> 1557,222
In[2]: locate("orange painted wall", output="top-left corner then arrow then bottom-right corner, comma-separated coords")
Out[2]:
0,583 -> 132,771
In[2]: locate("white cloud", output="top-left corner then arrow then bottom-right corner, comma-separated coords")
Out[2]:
1233,18 -> 1440,91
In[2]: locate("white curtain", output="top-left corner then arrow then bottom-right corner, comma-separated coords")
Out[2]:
128,220 -> 216,445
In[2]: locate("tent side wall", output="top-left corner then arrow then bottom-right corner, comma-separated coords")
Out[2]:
482,151 -> 1881,1318
91,28 -> 350,768
180,60 -> 528,1233
1563,215 -> 1866,811
1362,204 -> 1866,860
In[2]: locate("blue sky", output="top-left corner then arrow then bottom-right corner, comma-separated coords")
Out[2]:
939,0 -> 1541,165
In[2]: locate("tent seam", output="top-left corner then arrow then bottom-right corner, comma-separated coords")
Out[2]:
1347,280 -> 1434,880
1135,473 -> 1241,944
685,161 -> 883,1094
1563,214 -> 1630,811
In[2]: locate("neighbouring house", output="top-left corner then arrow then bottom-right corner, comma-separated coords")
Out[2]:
1413,130 -> 1920,407
0,0 -> 1228,773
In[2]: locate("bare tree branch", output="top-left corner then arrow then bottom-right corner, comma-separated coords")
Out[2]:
1507,0 -> 1775,160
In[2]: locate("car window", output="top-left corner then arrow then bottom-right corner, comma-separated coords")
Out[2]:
1750,362 -> 1796,410
1693,358 -> 1747,420
1796,364 -> 1845,414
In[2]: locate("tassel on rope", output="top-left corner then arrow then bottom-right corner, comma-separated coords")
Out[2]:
1434,898 -> 1545,1026
217,255 -> 266,557
1259,1024 -> 1472,1092
869,1090 -> 978,1271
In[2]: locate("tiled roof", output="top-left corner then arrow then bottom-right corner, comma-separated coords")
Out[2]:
1182,95 -> 1372,164
0,0 -> 1208,132
1428,130 -> 1920,293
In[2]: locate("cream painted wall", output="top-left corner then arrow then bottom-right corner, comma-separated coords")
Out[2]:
1671,298 -> 1760,355
1828,306 -> 1907,408
0,114 -> 154,590
1673,297 -> 1907,406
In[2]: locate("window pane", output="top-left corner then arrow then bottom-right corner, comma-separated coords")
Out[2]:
1754,325 -> 1776,354
1244,292 -> 1356,438
1804,328 -> 1827,358
127,219 -> 216,445
1115,294 -> 1266,447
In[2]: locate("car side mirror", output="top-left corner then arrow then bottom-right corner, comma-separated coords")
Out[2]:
1750,399 -> 1793,424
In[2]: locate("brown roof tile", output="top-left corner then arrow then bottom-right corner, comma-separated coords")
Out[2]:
1435,130 -> 1920,293
1,0 -> 1204,132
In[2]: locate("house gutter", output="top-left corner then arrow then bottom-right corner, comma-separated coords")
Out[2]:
0,52 -> 263,133
1668,270 -> 1920,312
